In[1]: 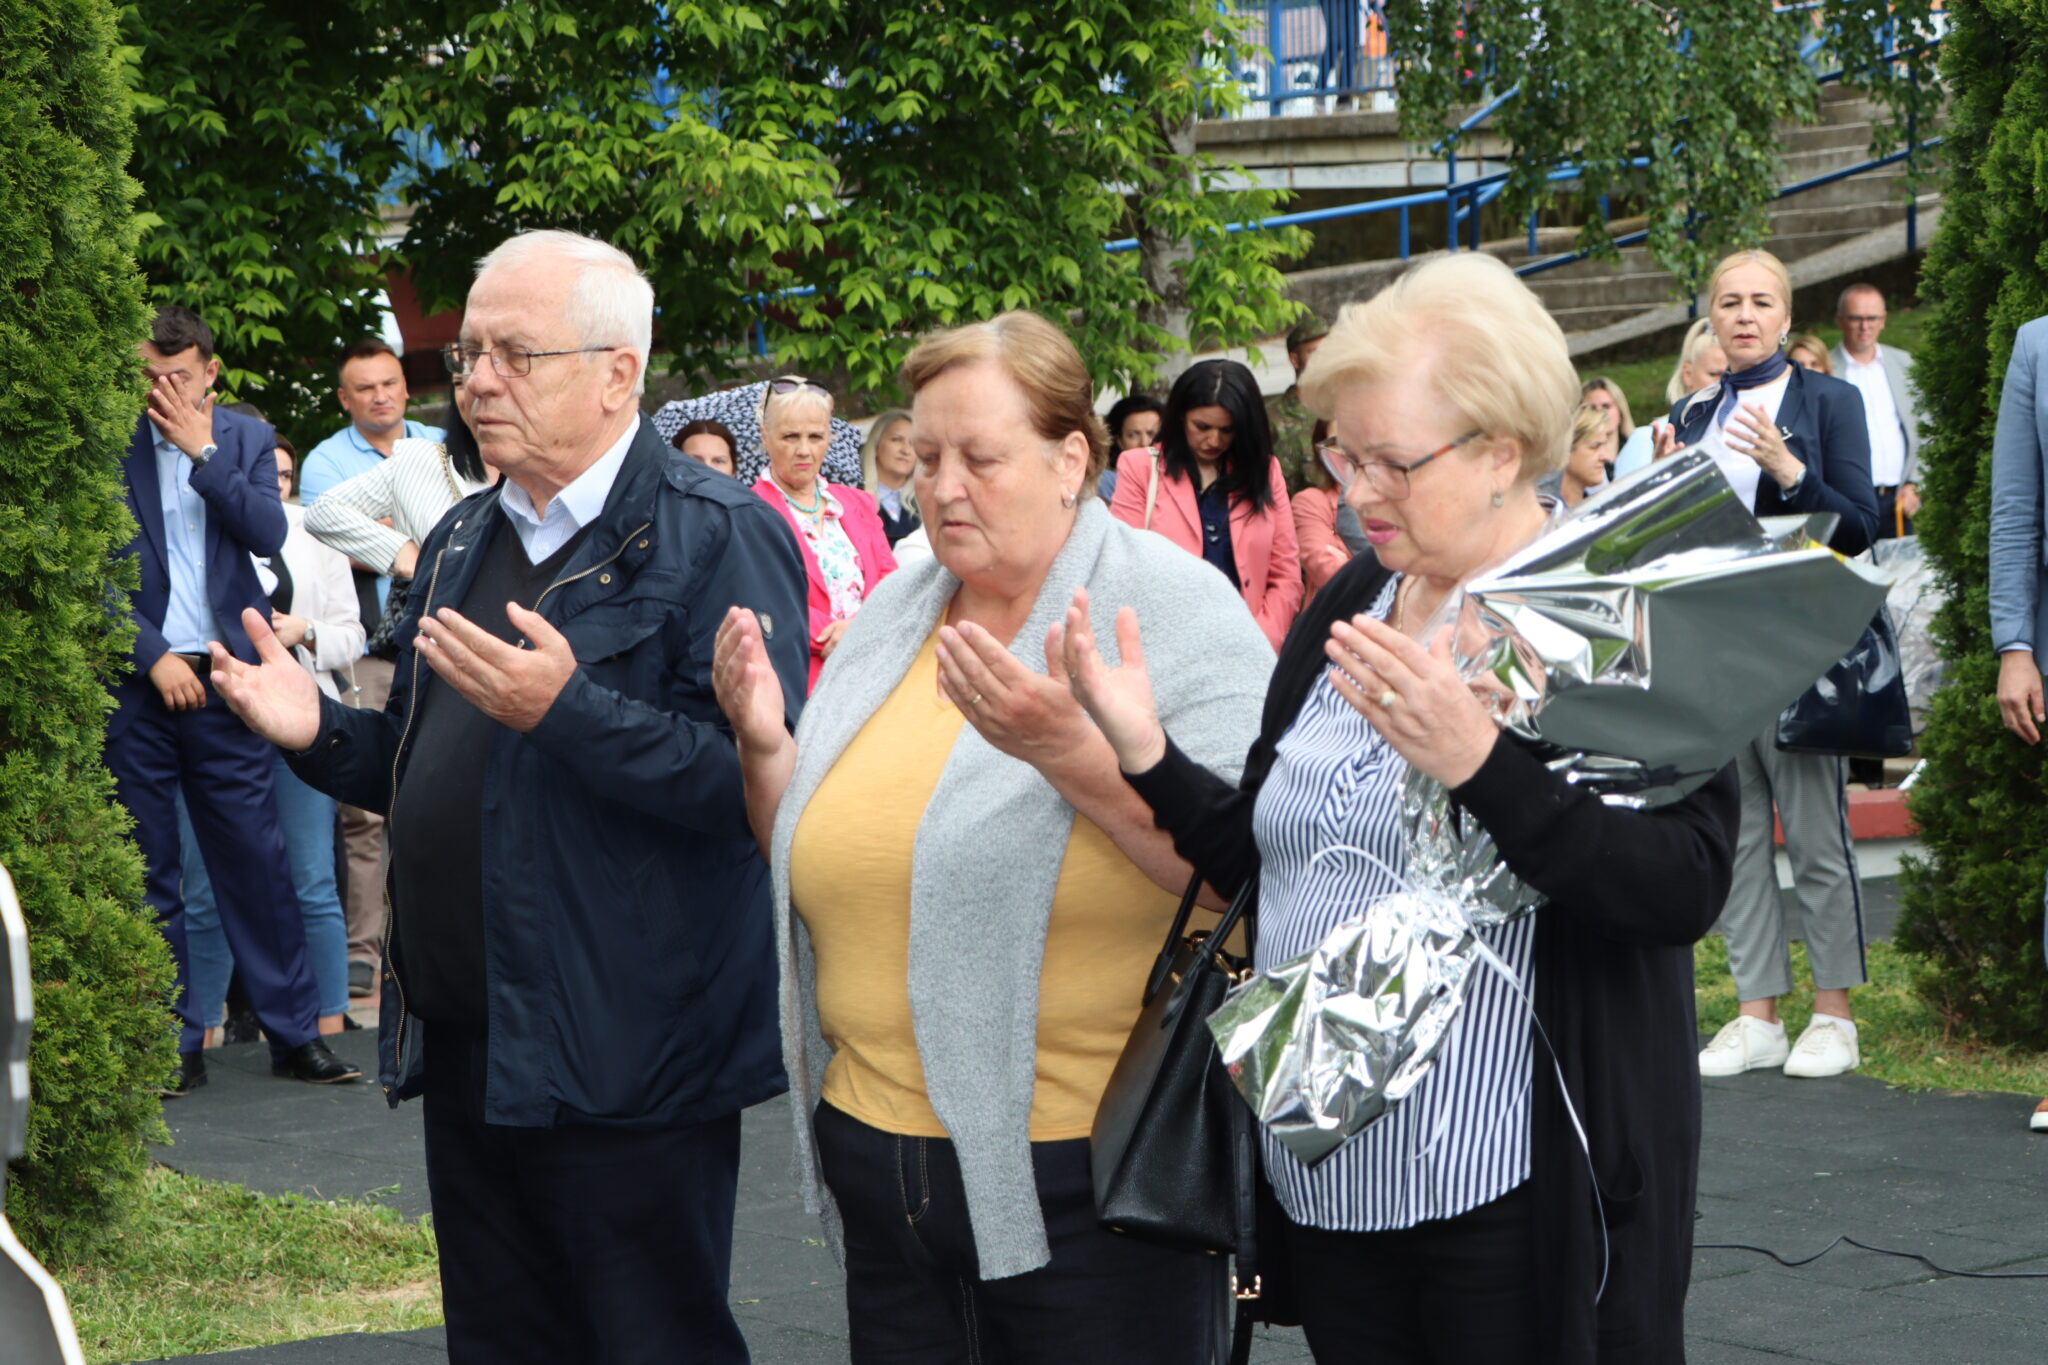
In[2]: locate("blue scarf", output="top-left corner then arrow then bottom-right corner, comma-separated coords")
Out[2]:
1713,347 -> 1790,425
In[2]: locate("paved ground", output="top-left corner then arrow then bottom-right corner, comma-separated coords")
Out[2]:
144,875 -> 2048,1363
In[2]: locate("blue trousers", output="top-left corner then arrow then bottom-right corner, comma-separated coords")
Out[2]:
104,688 -> 319,1058
177,752 -> 350,1020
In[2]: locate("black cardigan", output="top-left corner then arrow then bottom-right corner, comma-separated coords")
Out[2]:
1126,554 -> 1740,1364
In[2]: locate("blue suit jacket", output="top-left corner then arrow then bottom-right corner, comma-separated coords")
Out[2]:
112,405 -> 287,726
1989,316 -> 2048,674
1667,362 -> 1880,556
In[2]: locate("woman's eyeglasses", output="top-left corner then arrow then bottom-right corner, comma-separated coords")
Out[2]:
1316,431 -> 1484,501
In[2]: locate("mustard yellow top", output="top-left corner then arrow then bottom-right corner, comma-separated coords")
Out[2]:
787,628 -> 1179,1140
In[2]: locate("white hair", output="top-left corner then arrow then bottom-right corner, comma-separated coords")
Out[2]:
476,230 -> 654,396
760,383 -> 834,435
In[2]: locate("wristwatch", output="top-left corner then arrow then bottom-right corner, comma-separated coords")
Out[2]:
191,442 -> 218,468
302,621 -> 318,649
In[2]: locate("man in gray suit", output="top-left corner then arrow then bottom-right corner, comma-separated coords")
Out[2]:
1986,310 -> 2048,1134
1832,283 -> 1922,539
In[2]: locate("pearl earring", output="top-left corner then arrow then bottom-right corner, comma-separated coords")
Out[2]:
1061,491 -> 1077,509
1490,488 -> 1504,509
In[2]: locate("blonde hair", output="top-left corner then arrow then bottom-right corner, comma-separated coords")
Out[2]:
1579,376 -> 1634,439
1786,332 -> 1833,376
860,408 -> 917,514
1571,402 -> 1609,452
1703,248 -> 1794,322
1299,253 -> 1579,481
898,311 -> 1110,490
759,376 -> 834,437
1666,319 -> 1726,404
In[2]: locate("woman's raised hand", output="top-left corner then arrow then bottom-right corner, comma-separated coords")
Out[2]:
714,607 -> 788,755
1325,614 -> 1498,789
1051,588 -> 1167,774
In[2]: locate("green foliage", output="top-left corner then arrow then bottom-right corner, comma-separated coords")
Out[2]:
1384,0 -> 1944,292
119,2 -> 410,449
0,0 -> 178,1259
1895,0 -> 2048,1049
385,1 -> 1304,400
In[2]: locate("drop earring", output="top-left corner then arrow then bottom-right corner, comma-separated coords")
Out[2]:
1490,488 -> 1504,509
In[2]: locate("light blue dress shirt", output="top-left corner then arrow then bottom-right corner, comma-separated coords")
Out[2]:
499,418 -> 638,564
155,438 -> 222,652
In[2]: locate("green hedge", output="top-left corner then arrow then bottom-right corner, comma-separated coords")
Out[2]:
1896,0 -> 2048,1048
0,0 -> 179,1259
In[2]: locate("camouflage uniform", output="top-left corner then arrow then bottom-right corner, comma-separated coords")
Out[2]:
1267,385 -> 1323,495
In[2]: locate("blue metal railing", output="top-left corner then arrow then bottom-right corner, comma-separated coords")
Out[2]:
1227,1 -> 1394,118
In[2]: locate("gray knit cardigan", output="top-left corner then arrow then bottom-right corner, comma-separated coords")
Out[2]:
770,499 -> 1275,1279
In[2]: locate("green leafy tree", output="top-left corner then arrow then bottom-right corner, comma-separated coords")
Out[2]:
1895,0 -> 2048,1048
382,0 -> 1305,400
1384,0 -> 1945,291
119,1 -> 408,449
1,0 -> 179,1259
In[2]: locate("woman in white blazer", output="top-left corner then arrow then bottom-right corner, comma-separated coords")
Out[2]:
302,411 -> 495,584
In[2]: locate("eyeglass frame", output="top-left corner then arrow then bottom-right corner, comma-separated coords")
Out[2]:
1316,430 -> 1486,500
441,342 -> 622,379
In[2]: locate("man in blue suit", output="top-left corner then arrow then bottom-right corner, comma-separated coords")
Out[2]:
107,305 -> 358,1094
1987,310 -> 2048,1134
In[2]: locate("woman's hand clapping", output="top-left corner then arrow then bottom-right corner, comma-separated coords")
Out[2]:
1050,588 -> 1167,774
714,607 -> 789,757
1325,615 -> 1499,789
935,616 -> 1093,770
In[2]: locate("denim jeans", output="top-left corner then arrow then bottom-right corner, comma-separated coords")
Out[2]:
177,752 -> 349,1019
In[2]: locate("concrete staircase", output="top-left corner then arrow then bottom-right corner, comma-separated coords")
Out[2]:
1275,82 -> 1941,358
1524,83 -> 1937,338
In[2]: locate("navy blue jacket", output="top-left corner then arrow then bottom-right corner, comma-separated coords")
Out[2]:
287,421 -> 810,1129
112,406 -> 286,730
1666,362 -> 1880,556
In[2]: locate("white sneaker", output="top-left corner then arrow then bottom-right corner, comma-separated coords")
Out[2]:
1783,1015 -> 1861,1078
1699,1016 -> 1790,1077
2030,1099 -> 2048,1133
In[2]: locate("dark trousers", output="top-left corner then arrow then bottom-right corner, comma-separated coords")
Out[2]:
1874,484 -> 1915,540
420,1026 -> 749,1365
1284,1183 -> 1537,1365
104,687 -> 318,1058
814,1101 -> 1224,1365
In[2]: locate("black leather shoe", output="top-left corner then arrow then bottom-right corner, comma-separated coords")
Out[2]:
348,961 -> 375,999
271,1039 -> 362,1084
156,1051 -> 206,1097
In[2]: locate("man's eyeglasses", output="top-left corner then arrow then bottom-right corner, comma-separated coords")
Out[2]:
442,343 -> 621,379
1316,431 -> 1485,501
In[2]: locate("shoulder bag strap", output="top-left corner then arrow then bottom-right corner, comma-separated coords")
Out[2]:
1143,451 -> 1162,531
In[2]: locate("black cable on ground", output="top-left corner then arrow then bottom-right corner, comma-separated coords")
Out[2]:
1695,1236 -> 2048,1280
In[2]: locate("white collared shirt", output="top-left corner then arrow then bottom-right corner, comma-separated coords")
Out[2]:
1841,352 -> 1907,487
499,417 -> 639,563
1692,371 -> 1790,513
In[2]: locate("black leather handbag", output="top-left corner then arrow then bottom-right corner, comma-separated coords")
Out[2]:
1775,605 -> 1913,758
1093,874 -> 1287,1363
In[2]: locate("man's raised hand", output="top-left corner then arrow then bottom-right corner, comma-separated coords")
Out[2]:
209,608 -> 323,750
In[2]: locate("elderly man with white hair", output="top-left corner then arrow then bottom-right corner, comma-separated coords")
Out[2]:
209,229 -> 810,1363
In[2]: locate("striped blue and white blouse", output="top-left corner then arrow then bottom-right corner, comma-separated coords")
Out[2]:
1250,575 -> 1536,1233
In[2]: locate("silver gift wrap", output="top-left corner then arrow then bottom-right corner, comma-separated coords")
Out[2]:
1210,449 -> 1890,1167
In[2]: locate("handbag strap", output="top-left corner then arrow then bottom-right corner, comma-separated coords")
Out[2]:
1142,451 -> 1162,530
1141,870 -> 1257,1006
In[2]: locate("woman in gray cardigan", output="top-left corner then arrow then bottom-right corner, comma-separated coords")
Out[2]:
713,312 -> 1273,1362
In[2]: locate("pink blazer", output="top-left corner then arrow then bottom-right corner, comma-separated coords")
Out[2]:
753,478 -> 898,691
1108,447 -> 1302,649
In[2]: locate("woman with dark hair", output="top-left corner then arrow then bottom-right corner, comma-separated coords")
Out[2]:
672,417 -> 739,477
1109,359 -> 1300,648
1099,394 -> 1166,504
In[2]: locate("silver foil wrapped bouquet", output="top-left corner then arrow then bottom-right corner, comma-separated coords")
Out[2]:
1209,450 -> 1889,1167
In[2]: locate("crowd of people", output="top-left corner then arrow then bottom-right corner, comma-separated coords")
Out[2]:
103,221 -> 2048,1365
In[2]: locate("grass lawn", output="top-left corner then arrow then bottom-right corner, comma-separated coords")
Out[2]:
1582,308 -> 1931,428
60,1166 -> 441,1364
1694,932 -> 2048,1098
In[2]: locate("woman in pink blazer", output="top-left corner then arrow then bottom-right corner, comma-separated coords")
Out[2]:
1109,359 -> 1300,649
749,379 -> 898,691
